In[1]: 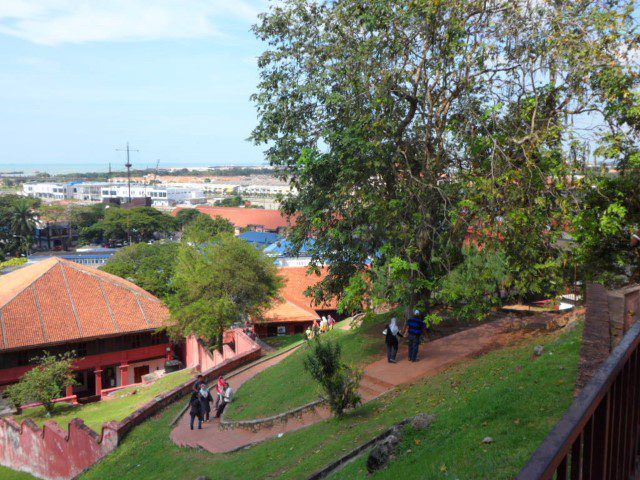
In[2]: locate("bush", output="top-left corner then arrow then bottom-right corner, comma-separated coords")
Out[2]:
6,352 -> 77,414
303,338 -> 362,416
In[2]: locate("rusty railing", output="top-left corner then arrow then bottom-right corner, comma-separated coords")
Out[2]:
518,319 -> 640,479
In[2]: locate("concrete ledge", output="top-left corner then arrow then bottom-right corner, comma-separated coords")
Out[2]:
219,398 -> 326,431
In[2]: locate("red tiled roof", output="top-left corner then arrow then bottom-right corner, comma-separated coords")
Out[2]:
0,258 -> 170,352
173,206 -> 294,231
258,267 -> 338,324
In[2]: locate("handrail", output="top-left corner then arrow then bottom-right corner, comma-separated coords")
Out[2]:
518,318 -> 640,478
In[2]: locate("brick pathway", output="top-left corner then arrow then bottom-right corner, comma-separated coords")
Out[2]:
171,314 -> 569,453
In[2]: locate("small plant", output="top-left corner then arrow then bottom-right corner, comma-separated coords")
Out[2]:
303,337 -> 362,416
6,351 -> 77,414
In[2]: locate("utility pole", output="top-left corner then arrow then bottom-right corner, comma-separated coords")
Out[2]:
116,142 -> 139,202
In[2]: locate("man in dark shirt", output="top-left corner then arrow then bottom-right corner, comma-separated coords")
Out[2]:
193,374 -> 205,392
405,309 -> 426,362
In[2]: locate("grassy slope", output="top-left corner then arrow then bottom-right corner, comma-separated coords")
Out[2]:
0,466 -> 37,480
332,323 -> 584,479
13,369 -> 192,432
262,333 -> 305,350
226,315 -> 390,420
80,323 -> 582,480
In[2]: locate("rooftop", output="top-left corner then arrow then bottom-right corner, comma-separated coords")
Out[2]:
174,206 -> 294,231
0,257 -> 170,352
259,267 -> 338,324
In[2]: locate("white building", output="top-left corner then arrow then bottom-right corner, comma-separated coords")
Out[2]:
238,185 -> 293,196
22,183 -> 73,200
169,182 -> 239,195
100,184 -> 204,207
69,182 -> 111,202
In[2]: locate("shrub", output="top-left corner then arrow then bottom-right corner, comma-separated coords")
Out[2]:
6,352 -> 77,414
303,338 -> 362,416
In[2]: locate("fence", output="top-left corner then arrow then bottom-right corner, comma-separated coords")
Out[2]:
517,314 -> 640,479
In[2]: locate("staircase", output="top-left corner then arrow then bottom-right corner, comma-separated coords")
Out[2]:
358,374 -> 394,401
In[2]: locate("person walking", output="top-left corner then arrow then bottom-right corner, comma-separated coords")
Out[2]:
215,384 -> 234,418
215,376 -> 227,409
189,391 -> 203,430
384,317 -> 403,363
199,385 -> 212,422
404,309 -> 427,362
193,374 -> 205,393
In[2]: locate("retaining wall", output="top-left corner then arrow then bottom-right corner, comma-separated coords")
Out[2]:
0,418 -> 119,480
0,329 -> 261,480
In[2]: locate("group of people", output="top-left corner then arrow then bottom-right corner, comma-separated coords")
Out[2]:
305,314 -> 336,340
188,374 -> 234,430
383,309 -> 428,363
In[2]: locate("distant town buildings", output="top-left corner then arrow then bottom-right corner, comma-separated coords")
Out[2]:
22,182 -> 205,207
21,179 -> 294,207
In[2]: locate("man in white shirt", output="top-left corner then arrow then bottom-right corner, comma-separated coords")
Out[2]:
215,385 -> 234,418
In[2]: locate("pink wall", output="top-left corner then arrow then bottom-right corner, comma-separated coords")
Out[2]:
0,418 -> 119,480
184,329 -> 258,371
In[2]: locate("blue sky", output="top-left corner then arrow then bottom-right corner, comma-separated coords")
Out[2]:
0,1 -> 269,171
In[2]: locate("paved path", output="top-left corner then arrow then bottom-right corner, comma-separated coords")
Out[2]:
171,315 -> 558,453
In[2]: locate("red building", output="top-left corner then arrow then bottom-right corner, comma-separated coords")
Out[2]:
254,267 -> 339,336
174,206 -> 294,234
0,258 -> 172,399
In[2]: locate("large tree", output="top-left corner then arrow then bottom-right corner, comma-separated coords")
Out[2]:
170,234 -> 283,350
252,0 -> 639,311
83,206 -> 177,244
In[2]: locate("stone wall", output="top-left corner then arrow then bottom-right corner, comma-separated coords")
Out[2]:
0,329 -> 261,480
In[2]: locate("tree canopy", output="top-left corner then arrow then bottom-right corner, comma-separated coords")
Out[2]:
181,214 -> 234,245
252,0 -> 640,309
170,233 -> 283,349
101,242 -> 179,299
81,206 -> 177,245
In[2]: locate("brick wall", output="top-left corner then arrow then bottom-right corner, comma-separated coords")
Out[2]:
577,283 -> 640,391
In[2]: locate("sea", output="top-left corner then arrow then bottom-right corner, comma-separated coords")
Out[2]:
0,161 -> 265,175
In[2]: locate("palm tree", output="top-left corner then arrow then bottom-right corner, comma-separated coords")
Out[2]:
8,199 -> 37,255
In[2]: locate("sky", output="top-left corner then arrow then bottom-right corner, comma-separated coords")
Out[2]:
0,1 -> 270,172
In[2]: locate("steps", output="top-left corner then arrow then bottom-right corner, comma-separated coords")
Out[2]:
358,373 -> 394,401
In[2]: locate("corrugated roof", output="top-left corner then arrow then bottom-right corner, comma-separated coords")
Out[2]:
0,257 -> 170,352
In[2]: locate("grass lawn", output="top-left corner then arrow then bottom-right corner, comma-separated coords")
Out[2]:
13,369 -> 193,432
225,315 -> 392,420
79,322 -> 582,480
0,466 -> 37,480
262,333 -> 305,351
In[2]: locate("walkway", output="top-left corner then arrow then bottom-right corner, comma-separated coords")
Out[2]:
171,315 -> 566,453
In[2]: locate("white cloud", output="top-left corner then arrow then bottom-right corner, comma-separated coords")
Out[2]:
0,0 -> 265,45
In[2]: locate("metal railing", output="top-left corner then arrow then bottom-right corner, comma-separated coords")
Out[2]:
518,319 -> 640,479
